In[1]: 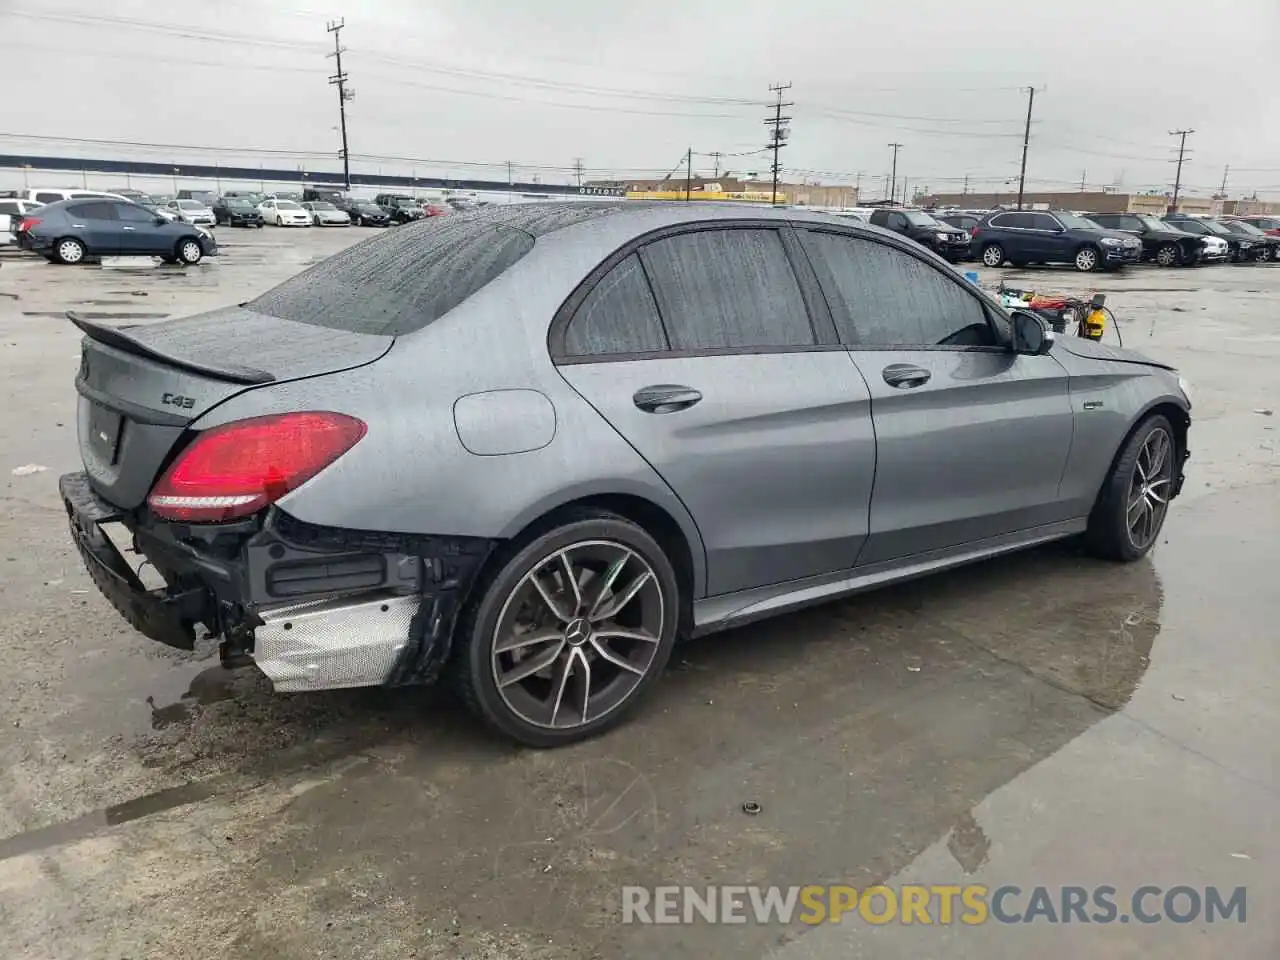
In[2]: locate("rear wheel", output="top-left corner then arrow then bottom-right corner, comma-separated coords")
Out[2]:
980,243 -> 1005,267
451,510 -> 680,747
1155,243 -> 1179,267
1086,415 -> 1176,561
1074,245 -> 1101,272
53,237 -> 86,265
1257,245 -> 1274,263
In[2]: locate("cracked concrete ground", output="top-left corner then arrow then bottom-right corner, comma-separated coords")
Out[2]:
0,230 -> 1276,958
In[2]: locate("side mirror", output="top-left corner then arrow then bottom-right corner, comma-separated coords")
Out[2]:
1011,311 -> 1053,356
154,216 -> 167,226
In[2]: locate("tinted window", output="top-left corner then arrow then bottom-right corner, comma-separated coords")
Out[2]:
562,254 -> 668,357
67,201 -> 116,220
1027,213 -> 1061,230
0,201 -> 17,216
116,203 -> 157,223
35,192 -> 63,204
801,231 -> 995,348
250,216 -> 535,336
640,228 -> 814,351
990,212 -> 1032,229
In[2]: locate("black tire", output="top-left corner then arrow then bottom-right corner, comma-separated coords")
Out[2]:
980,243 -> 1005,267
1155,243 -> 1180,267
1085,414 -> 1177,562
1074,245 -> 1101,272
450,508 -> 680,747
52,237 -> 87,265
1257,246 -> 1274,263
175,238 -> 203,265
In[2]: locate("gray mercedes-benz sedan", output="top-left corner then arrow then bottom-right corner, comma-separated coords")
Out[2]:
60,202 -> 1191,746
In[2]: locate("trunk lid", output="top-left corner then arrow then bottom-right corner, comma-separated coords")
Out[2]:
72,306 -> 392,509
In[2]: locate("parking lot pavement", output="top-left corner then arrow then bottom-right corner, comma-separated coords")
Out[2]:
0,231 -> 1276,959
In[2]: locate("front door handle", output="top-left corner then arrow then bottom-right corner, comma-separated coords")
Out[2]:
882,364 -> 931,389
121,226 -> 136,231
633,384 -> 703,414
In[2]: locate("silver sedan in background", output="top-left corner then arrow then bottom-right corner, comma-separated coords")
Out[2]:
60,203 -> 1191,747
301,201 -> 351,226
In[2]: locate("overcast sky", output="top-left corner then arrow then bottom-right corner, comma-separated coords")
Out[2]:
2,0 -> 1279,198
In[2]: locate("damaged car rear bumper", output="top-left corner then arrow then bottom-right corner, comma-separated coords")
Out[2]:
60,471 -> 493,691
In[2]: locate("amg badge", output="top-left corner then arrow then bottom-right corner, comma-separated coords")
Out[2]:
161,393 -> 197,409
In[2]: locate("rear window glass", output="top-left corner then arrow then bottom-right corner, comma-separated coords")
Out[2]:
249,216 -> 535,336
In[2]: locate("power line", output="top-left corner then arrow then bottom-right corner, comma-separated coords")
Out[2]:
764,82 -> 793,206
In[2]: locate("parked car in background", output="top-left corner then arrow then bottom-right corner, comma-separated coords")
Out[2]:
25,188 -> 128,205
936,212 -> 982,236
1216,219 -> 1278,262
222,190 -> 265,204
177,190 -> 218,206
422,204 -> 450,218
1086,213 -> 1205,267
1152,215 -> 1229,262
301,201 -> 352,227
259,198 -> 312,227
375,194 -> 426,224
213,196 -> 265,228
868,208 -> 970,262
302,188 -> 347,205
58,203 -> 1191,747
1164,215 -> 1254,262
165,199 -> 216,226
19,198 -> 216,265
116,189 -> 156,206
973,210 -> 1142,271
1235,215 -> 1280,237
345,201 -> 391,227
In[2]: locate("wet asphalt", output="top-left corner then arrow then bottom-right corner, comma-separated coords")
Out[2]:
0,227 -> 1276,959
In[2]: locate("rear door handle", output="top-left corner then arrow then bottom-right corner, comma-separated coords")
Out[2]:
121,226 -> 135,231
882,364 -> 931,389
633,384 -> 703,413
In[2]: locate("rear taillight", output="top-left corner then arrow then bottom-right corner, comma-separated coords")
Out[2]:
17,217 -> 40,232
147,411 -> 366,523
970,226 -> 981,238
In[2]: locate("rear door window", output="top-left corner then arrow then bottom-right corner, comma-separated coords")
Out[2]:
800,230 -> 997,348
250,216 -> 535,335
0,201 -> 17,216
35,192 -> 63,204
561,254 -> 669,358
66,201 -> 117,220
639,228 -> 815,351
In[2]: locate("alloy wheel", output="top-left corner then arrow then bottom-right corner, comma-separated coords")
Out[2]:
490,540 -> 665,731
179,241 -> 202,264
1156,245 -> 1178,267
981,245 -> 1004,267
1076,247 -> 1099,271
1126,427 -> 1174,551
58,239 -> 85,264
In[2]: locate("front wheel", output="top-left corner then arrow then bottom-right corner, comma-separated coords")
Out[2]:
980,243 -> 1005,267
1257,246 -> 1274,263
176,238 -> 203,265
1074,245 -> 1101,272
451,510 -> 680,747
1155,243 -> 1180,267
1086,415 -> 1177,562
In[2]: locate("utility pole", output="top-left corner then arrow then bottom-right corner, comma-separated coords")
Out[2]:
1169,128 -> 1194,213
1080,169 -> 1087,192
1218,163 -> 1230,197
684,147 -> 693,202
962,173 -> 969,197
902,177 -> 910,205
326,19 -> 354,190
886,143 -> 902,202
1015,86 -> 1039,210
855,171 -> 862,203
572,157 -> 585,187
764,82 -> 793,206
708,151 -> 724,178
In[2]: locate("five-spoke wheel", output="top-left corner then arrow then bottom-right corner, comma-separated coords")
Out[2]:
1087,414 -> 1177,561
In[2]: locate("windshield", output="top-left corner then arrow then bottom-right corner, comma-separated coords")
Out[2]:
1054,212 -> 1096,230
1200,220 -> 1232,236
1136,216 -> 1167,231
1170,219 -> 1207,235
276,200 -> 302,210
311,202 -> 336,210
1225,220 -> 1266,237
176,200 -> 204,210
358,204 -> 383,213
393,199 -> 419,207
225,199 -> 253,208
904,211 -> 942,227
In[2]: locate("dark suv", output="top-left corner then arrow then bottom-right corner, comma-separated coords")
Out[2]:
374,194 -> 425,225
1086,213 -> 1203,267
212,196 -> 264,228
869,208 -> 971,262
972,210 -> 1142,272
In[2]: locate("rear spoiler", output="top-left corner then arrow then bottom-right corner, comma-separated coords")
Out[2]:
66,311 -> 275,385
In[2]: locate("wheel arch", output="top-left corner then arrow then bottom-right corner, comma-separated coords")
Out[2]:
1092,398 -> 1189,511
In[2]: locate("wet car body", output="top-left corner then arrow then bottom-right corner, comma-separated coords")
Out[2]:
1086,213 -> 1205,266
61,203 -> 1191,746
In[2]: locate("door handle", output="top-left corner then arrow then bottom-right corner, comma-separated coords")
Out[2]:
882,364 -> 931,389
633,384 -> 703,413
121,226 -> 135,231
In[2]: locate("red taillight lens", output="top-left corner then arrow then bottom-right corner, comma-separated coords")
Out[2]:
148,411 -> 366,523
970,226 -> 981,238
17,217 -> 40,232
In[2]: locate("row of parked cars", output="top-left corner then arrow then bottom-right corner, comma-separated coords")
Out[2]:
132,189 -> 474,229
851,205 -> 1280,272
